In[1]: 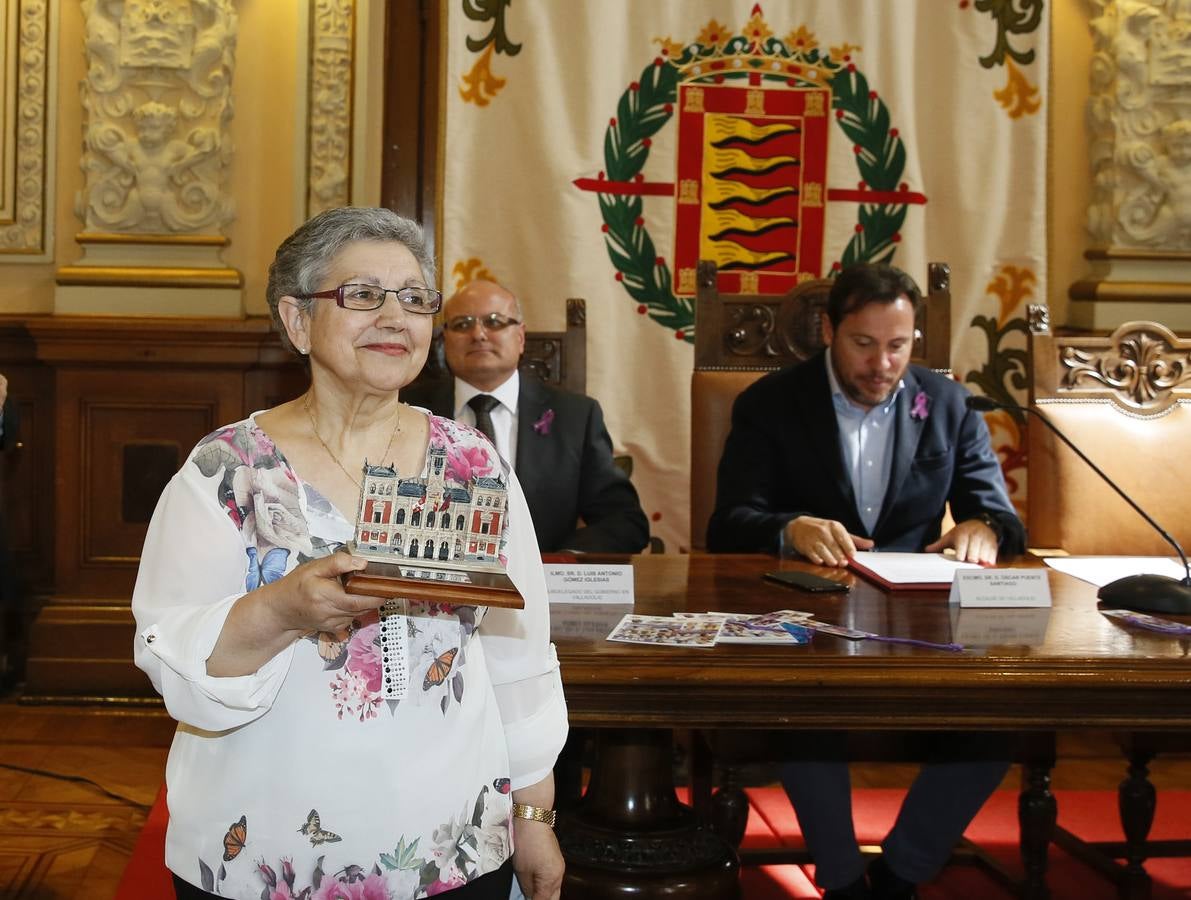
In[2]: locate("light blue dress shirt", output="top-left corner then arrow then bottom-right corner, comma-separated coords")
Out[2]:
824,350 -> 904,534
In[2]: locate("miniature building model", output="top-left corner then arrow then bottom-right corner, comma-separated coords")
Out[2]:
352,446 -> 507,567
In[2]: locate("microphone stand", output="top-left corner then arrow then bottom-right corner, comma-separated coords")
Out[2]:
967,395 -> 1191,615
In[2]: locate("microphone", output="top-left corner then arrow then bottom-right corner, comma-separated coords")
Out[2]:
966,394 -> 1191,615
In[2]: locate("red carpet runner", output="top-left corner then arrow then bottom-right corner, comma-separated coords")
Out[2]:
738,787 -> 1191,899
118,787 -> 1191,899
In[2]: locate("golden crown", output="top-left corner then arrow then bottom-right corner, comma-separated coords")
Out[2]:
657,7 -> 860,87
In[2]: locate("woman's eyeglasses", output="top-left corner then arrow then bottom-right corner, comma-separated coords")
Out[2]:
300,283 -> 443,314
444,313 -> 522,333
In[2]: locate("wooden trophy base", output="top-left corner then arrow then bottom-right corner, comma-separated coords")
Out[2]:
342,556 -> 524,609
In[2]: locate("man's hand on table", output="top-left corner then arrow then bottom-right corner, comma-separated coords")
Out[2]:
784,516 -> 874,567
926,518 -> 999,565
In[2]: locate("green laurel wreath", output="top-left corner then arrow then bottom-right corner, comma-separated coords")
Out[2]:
596,37 -> 911,342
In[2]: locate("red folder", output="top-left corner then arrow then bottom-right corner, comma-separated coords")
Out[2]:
847,552 -> 979,591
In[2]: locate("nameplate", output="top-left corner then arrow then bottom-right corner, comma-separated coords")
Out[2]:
949,606 -> 1052,646
544,564 -> 635,605
948,569 -> 1051,608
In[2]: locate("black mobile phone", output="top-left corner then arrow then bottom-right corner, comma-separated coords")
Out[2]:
763,570 -> 850,593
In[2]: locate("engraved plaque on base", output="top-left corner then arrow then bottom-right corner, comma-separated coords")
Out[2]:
344,554 -> 523,609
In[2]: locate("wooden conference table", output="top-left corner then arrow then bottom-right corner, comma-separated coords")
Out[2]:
549,554 -> 1191,899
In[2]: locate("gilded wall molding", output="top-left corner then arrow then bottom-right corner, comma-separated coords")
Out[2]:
0,0 -> 55,259
75,0 -> 238,236
306,0 -> 355,216
1087,0 -> 1191,251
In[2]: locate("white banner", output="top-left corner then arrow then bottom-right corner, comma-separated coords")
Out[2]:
442,2 -> 1048,550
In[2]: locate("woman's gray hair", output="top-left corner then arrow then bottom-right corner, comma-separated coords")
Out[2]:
266,207 -> 436,354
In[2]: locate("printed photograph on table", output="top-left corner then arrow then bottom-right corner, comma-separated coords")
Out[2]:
607,613 -> 723,647
676,610 -> 814,644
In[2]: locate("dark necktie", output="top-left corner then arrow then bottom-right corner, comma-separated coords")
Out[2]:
467,394 -> 500,444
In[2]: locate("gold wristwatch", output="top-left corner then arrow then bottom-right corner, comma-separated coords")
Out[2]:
511,802 -> 557,828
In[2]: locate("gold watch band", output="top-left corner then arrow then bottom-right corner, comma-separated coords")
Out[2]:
511,802 -> 557,828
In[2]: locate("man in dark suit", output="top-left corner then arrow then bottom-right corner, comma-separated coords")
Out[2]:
0,373 -> 18,683
0,372 -> 10,450
403,280 -> 649,554
708,263 -> 1025,900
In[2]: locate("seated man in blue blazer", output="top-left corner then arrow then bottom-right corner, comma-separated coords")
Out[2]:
708,263 -> 1025,900
404,280 -> 649,554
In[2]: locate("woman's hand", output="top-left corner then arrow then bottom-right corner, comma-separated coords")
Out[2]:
509,774 -> 563,899
511,818 -> 564,900
262,551 -> 376,635
207,551 -> 377,677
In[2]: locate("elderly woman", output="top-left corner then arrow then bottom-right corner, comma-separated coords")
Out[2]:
133,207 -> 568,900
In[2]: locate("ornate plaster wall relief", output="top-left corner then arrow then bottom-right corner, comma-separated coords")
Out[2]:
306,0 -> 355,216
58,0 -> 242,315
1076,1 -> 1191,327
75,0 -> 235,236
0,0 -> 56,261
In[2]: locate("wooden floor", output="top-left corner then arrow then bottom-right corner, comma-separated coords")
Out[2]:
1,691 -> 1189,899
0,696 -> 173,900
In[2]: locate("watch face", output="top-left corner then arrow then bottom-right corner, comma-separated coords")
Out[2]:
977,513 -> 1002,537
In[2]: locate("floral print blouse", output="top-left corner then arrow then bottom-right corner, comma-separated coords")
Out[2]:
132,413 -> 568,899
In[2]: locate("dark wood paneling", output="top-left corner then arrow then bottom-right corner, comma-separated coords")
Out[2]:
0,325 -> 55,597
122,443 -> 182,524
23,604 -> 161,699
380,0 -> 441,241
245,365 -> 310,413
58,373 -> 237,584
7,315 -> 308,698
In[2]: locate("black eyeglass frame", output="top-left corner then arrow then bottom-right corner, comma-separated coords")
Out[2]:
299,283 -> 444,315
444,312 -> 524,333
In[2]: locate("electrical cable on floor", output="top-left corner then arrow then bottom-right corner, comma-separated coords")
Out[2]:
0,762 -> 153,811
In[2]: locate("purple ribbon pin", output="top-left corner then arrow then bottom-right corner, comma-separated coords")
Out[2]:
910,390 -> 930,421
533,409 -> 555,435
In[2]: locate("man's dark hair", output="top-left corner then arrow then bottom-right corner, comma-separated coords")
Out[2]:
826,262 -> 922,328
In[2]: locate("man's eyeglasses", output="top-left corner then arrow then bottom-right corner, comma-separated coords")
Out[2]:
444,313 -> 522,333
300,283 -> 443,314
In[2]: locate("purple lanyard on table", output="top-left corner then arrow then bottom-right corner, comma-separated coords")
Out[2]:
783,622 -> 964,653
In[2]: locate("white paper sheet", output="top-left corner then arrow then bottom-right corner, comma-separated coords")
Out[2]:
1043,556 -> 1186,588
850,551 -> 982,587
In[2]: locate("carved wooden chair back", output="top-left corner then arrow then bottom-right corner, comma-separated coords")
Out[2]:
690,260 -> 951,550
1027,307 -> 1191,555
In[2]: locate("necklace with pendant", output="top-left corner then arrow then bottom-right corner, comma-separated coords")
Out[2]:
303,395 -> 402,488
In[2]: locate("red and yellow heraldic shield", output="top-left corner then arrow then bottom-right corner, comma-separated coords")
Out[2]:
673,83 -> 830,296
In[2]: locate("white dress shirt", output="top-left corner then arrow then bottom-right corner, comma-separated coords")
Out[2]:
453,370 -> 520,466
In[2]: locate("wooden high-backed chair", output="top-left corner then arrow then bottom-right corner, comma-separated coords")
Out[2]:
1026,306 -> 1191,894
690,259 -> 952,551
1027,306 -> 1191,555
522,297 -> 587,395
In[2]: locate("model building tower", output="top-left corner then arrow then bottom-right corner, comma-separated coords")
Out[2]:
353,446 -> 507,566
